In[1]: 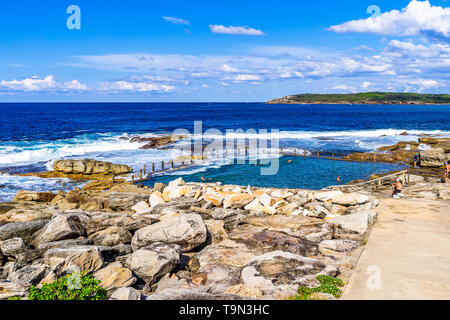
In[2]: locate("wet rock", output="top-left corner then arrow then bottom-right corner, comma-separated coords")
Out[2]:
0,238 -> 31,258
127,242 -> 181,285
88,226 -> 132,247
31,213 -> 87,247
0,219 -> 49,242
93,262 -> 136,291
110,287 -> 141,300
132,213 -> 207,252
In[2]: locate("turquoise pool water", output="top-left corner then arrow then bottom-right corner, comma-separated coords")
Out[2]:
144,156 -> 406,190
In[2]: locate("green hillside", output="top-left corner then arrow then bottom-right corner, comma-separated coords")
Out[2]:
267,92 -> 450,104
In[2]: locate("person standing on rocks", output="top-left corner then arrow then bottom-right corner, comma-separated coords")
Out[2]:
444,162 -> 450,183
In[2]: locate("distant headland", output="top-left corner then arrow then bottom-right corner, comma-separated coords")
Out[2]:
266,92 -> 450,105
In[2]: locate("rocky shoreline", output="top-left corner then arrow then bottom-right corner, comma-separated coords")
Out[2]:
0,137 -> 449,300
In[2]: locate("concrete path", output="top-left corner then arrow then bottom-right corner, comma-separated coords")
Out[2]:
342,197 -> 450,300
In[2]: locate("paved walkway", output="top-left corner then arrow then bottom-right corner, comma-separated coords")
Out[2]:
342,197 -> 450,300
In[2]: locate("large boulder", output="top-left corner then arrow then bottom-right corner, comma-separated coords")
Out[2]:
420,148 -> 449,167
131,213 -> 207,252
13,191 -> 56,203
0,238 -> 31,258
241,250 -> 338,298
86,212 -> 153,235
53,159 -> 132,175
0,220 -> 49,242
0,281 -> 28,299
31,213 -> 87,247
110,287 -> 141,300
88,227 -> 132,247
44,245 -> 104,274
327,211 -> 372,240
127,242 -> 181,284
330,193 -> 370,206
8,265 -> 47,286
93,262 -> 136,291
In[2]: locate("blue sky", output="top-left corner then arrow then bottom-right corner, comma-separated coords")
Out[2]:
0,0 -> 449,101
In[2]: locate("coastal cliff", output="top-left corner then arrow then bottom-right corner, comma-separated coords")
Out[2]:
267,92 -> 450,105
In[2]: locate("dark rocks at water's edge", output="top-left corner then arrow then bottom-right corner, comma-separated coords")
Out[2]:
120,135 -> 185,150
0,177 -> 388,300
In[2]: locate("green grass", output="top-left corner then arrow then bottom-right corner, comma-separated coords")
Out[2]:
272,92 -> 450,104
287,275 -> 345,300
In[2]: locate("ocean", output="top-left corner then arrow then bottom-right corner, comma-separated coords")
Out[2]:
1,102 -> 449,201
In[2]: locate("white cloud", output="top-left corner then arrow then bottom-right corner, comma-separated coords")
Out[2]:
362,81 -> 373,89
332,85 -> 356,92
232,74 -> 260,81
162,16 -> 190,25
220,64 -> 242,73
0,75 -> 88,92
209,25 -> 265,36
329,0 -> 450,39
99,81 -> 175,93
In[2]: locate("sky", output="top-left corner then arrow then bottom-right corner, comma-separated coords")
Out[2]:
0,0 -> 449,102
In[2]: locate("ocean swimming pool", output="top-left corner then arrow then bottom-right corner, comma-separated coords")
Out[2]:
144,155 -> 406,190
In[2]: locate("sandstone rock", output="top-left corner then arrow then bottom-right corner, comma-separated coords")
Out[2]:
210,208 -> 246,231
149,191 -> 165,208
244,198 -> 265,213
44,245 -> 104,274
8,265 -> 47,286
276,202 -> 300,215
223,193 -> 255,209
303,202 -> 330,219
319,239 -> 360,252
205,220 -> 229,244
93,262 -> 136,291
420,148 -> 449,167
203,191 -> 224,206
132,213 -> 207,252
31,213 -> 87,247
241,250 -> 337,297
146,287 -> 243,300
0,219 -> 49,242
53,159 -> 132,175
223,284 -> 263,298
13,191 -> 56,203
131,201 -> 151,215
127,242 -> 181,284
110,287 -> 141,300
155,273 -> 191,292
88,227 -> 132,247
327,211 -> 370,240
231,230 -> 319,256
314,190 -> 343,202
0,238 -> 31,257
86,212 -> 152,235
0,281 -> 28,299
330,193 -> 370,206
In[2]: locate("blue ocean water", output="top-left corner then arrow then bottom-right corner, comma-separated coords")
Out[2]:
0,103 -> 449,200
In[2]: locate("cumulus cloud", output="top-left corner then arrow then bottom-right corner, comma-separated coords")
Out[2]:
332,85 -> 357,92
162,16 -> 190,25
209,25 -> 265,36
329,0 -> 450,39
0,75 -> 88,92
98,81 -> 175,93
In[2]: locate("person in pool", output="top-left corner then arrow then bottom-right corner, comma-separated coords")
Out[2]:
390,177 -> 402,197
444,161 -> 450,183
